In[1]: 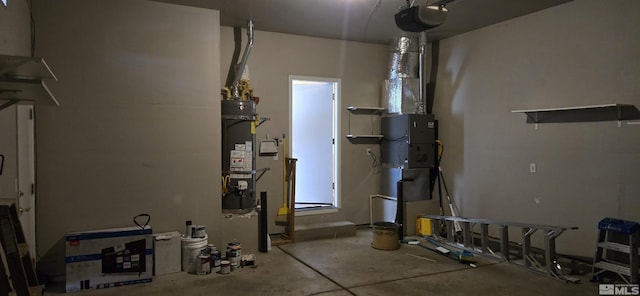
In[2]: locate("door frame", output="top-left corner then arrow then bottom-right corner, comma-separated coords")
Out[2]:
289,75 -> 341,215
17,105 -> 36,257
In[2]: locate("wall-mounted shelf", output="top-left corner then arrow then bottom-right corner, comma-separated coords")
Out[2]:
346,106 -> 384,144
0,54 -> 59,111
346,106 -> 384,114
346,134 -> 384,139
512,104 -> 640,124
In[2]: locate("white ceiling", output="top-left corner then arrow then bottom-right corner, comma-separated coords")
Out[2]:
152,0 -> 573,44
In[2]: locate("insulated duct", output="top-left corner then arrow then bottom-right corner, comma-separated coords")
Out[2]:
384,36 -> 422,115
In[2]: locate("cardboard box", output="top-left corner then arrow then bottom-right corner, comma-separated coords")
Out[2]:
65,226 -> 153,292
153,232 -> 181,275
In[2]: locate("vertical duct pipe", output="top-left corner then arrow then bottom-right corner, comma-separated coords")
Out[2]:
395,181 -> 404,240
231,20 -> 254,98
418,31 -> 427,114
259,191 -> 268,253
425,40 -> 440,115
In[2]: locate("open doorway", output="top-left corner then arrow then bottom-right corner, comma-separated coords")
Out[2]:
289,76 -> 340,214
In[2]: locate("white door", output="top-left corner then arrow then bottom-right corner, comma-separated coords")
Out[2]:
0,105 -> 35,255
290,77 -> 340,210
17,105 -> 36,256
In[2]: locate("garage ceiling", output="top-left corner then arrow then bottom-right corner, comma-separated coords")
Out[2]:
152,0 -> 573,44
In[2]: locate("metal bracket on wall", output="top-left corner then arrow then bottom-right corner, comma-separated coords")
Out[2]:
255,168 -> 270,182
0,99 -> 18,111
420,214 -> 580,283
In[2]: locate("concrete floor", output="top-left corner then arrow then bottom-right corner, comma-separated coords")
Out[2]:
44,230 -> 598,295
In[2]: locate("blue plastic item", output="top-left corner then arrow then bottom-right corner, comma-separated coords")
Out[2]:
597,217 -> 639,235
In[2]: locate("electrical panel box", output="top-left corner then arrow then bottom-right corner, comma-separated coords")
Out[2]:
381,114 -> 437,168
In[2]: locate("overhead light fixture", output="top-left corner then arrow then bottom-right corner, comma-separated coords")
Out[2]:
394,4 -> 448,32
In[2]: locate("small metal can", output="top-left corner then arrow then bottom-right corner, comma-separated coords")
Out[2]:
197,255 -> 210,275
213,250 -> 221,267
194,225 -> 206,238
219,260 -> 231,274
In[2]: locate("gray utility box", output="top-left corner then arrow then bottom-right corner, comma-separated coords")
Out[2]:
381,167 -> 432,201
381,114 -> 437,168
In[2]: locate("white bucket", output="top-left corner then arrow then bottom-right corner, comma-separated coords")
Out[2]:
181,234 -> 208,274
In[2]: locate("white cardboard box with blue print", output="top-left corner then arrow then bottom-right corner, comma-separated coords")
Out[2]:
65,226 -> 153,292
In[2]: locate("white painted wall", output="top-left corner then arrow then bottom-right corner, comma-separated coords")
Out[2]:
433,0 -> 640,256
0,0 -> 31,55
33,0 -> 221,278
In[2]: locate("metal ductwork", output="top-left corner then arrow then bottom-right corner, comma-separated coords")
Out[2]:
380,34 -> 439,234
384,36 -> 422,115
231,20 -> 254,98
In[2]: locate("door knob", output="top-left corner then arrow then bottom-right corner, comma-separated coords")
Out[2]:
19,207 -> 31,213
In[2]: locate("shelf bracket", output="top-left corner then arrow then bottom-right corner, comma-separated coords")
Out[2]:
0,99 -> 18,111
257,116 -> 270,127
256,168 -> 270,182
617,105 -> 623,128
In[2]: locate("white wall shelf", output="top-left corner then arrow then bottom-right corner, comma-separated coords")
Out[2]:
346,106 -> 384,143
346,134 -> 384,139
512,104 -> 640,124
346,105 -> 384,114
0,54 -> 59,111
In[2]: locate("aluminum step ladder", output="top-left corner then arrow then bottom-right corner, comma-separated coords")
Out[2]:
420,214 -> 579,282
592,218 -> 639,284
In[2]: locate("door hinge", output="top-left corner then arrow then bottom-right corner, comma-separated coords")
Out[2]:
29,108 -> 34,120
332,138 -> 335,145
332,182 -> 335,190
31,183 -> 35,195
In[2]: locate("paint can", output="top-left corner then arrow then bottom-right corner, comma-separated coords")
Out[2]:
219,260 -> 231,275
227,242 -> 242,251
197,254 -> 210,275
230,262 -> 238,272
226,249 -> 240,265
181,234 -> 208,273
227,241 -> 242,264
194,225 -> 206,238
212,250 -> 221,268
371,221 -> 400,250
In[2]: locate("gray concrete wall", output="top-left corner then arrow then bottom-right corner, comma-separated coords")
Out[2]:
219,27 -> 389,236
433,0 -> 640,256
33,0 -> 221,278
